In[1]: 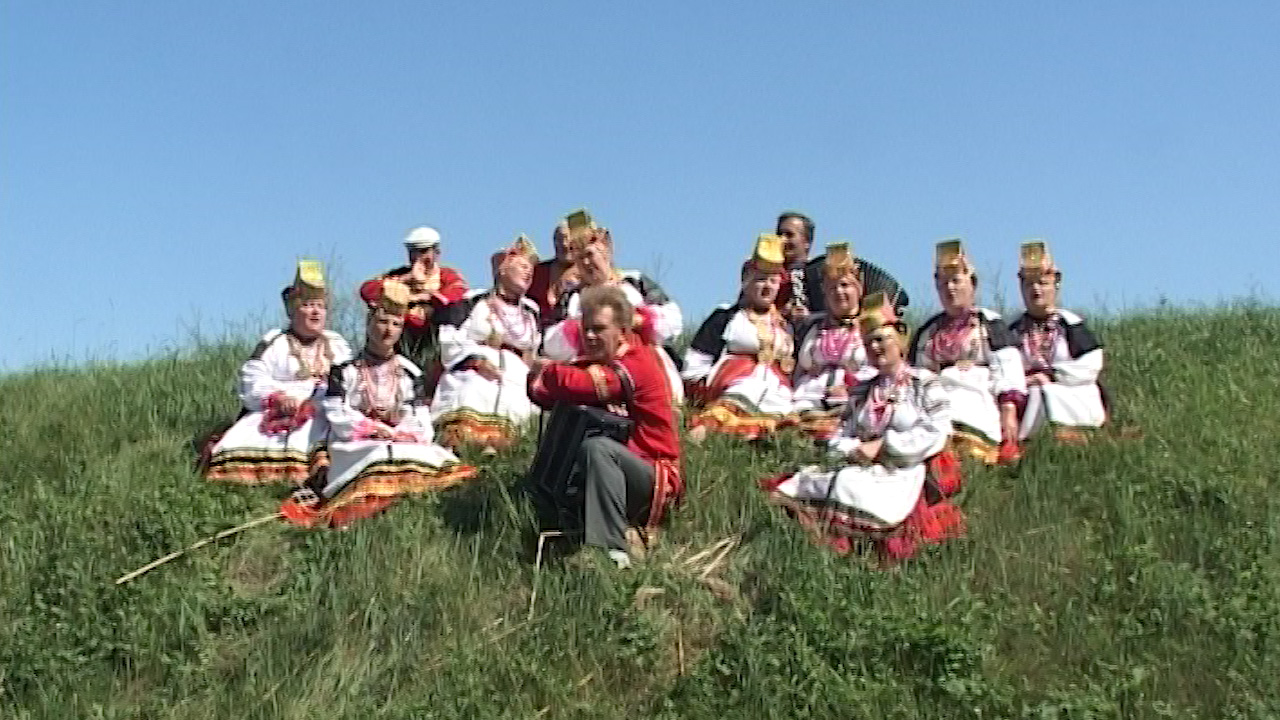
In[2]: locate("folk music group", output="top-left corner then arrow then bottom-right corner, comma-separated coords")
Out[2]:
202,210 -> 1107,568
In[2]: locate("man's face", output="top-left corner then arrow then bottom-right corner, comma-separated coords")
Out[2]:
776,217 -> 810,265
552,224 -> 572,262
409,246 -> 440,268
581,305 -> 625,362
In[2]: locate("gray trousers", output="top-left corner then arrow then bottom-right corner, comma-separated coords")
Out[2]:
578,436 -> 654,551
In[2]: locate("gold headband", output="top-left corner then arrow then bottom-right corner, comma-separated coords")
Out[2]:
824,241 -> 860,283
287,259 -> 327,308
935,239 -> 973,276
1019,240 -> 1058,276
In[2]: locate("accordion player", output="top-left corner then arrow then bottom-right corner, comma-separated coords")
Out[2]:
525,285 -> 685,566
526,380 -> 634,526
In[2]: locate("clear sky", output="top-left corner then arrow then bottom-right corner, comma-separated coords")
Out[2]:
2,2 -> 1277,370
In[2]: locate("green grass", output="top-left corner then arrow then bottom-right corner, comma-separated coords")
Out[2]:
2,306 -> 1279,719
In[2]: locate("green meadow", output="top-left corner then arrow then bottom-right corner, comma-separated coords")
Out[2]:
2,306 -> 1278,719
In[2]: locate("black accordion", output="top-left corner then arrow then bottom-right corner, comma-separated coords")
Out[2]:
526,366 -> 635,527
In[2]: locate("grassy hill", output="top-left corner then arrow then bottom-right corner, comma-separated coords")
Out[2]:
3,307 -> 1279,719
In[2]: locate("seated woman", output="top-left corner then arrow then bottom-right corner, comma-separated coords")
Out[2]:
432,236 -> 543,452
205,261 -> 352,485
792,242 -> 874,441
1008,241 -> 1107,444
281,280 -> 477,529
542,218 -> 684,403
762,294 -> 964,563
907,240 -> 1027,466
683,234 -> 796,442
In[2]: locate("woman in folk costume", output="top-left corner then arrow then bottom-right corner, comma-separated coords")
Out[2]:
792,242 -> 875,441
907,240 -> 1027,466
431,235 -> 543,452
542,212 -> 685,403
762,294 -> 964,563
281,280 -> 477,529
205,261 -> 353,485
682,234 -> 796,443
1008,241 -> 1107,444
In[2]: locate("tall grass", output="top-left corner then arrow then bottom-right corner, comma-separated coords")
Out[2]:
2,307 -> 1278,719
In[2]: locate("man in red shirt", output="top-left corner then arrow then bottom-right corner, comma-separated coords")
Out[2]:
527,221 -> 579,326
359,226 -> 469,368
528,286 -> 684,568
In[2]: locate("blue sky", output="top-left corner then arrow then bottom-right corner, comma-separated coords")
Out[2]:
2,2 -> 1276,369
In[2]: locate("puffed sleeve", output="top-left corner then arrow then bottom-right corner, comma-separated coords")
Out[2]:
238,331 -> 292,412
436,298 -> 485,371
984,318 -> 1028,401
327,332 -> 354,366
391,365 -> 435,443
883,376 -> 952,465
632,274 -> 683,343
1055,348 -> 1104,386
681,307 -> 733,383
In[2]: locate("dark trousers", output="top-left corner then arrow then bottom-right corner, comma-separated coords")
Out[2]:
578,436 -> 654,551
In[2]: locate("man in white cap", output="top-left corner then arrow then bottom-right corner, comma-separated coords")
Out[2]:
359,225 -> 469,369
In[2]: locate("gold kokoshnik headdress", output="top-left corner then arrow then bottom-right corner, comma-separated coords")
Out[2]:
1018,240 -> 1059,278
934,239 -> 974,277
284,259 -> 328,310
743,233 -> 786,275
823,241 -> 861,284
857,292 -> 903,339
369,278 -> 411,317
491,234 -> 540,275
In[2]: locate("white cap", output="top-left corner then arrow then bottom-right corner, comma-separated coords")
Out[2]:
404,226 -> 442,249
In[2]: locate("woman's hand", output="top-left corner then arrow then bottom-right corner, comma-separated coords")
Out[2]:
471,358 -> 502,382
275,395 -> 301,416
1027,372 -> 1052,386
826,383 -> 848,403
853,437 -> 884,465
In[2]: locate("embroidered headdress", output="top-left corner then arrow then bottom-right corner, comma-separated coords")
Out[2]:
742,233 -> 785,276
1018,240 -> 1058,278
857,292 -> 901,337
564,208 -> 608,256
934,239 -> 973,277
283,259 -> 327,310
368,279 -> 411,316
823,242 -> 861,284
491,234 -> 540,275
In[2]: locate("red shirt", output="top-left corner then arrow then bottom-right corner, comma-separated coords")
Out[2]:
528,338 -> 684,523
359,265 -> 469,329
529,339 -> 681,463
528,258 -> 573,326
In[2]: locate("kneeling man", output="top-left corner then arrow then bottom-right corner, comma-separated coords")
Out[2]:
528,286 -> 684,568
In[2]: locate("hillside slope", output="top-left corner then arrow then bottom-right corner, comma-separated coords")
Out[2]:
2,308 -> 1279,719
